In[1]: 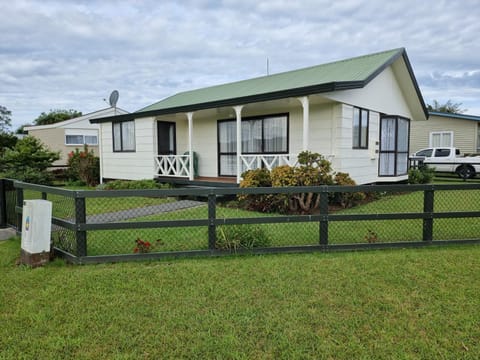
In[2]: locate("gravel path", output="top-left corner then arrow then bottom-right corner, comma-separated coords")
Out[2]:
85,200 -> 205,223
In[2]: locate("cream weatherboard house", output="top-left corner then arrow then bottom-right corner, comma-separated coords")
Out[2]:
25,107 -> 128,166
91,48 -> 428,185
410,111 -> 480,154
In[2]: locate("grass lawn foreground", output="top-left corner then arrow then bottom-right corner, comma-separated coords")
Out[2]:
1,238 -> 479,359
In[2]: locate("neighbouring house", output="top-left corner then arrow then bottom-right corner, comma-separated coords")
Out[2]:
410,111 -> 480,154
91,48 -> 428,185
25,107 -> 129,166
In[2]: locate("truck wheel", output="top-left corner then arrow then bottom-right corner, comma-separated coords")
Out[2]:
456,165 -> 476,180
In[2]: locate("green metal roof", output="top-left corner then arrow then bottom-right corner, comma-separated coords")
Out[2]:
91,47 -> 427,123
429,111 -> 480,122
138,48 -> 404,113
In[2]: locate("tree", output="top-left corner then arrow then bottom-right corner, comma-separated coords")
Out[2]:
0,105 -> 12,133
427,100 -> 467,114
15,124 -> 31,135
0,136 -> 60,184
0,133 -> 18,156
33,109 -> 82,126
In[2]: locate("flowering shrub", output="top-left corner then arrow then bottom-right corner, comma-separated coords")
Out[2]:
133,238 -> 163,253
67,145 -> 99,186
133,238 -> 152,253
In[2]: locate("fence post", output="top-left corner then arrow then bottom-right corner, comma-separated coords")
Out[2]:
16,186 -> 24,232
423,186 -> 434,242
75,194 -> 87,257
319,188 -> 329,248
0,179 -> 7,228
207,192 -> 216,251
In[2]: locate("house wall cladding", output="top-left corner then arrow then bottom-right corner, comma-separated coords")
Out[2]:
409,115 -> 477,153
101,117 -> 156,180
28,128 -> 100,166
330,104 -> 380,185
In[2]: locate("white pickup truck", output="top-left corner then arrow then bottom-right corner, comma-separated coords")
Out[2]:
411,147 -> 480,179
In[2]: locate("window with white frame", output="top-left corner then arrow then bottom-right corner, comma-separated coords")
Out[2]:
429,131 -> 453,147
113,120 -> 135,152
65,133 -> 98,146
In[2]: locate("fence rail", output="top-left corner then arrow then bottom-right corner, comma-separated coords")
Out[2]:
3,179 -> 480,264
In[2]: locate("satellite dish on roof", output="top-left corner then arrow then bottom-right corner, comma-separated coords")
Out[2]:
109,90 -> 119,108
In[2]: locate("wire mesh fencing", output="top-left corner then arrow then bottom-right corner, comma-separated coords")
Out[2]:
6,181 -> 480,263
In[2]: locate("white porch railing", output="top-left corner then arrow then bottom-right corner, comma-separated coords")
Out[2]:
239,154 -> 298,172
155,155 -> 192,179
155,153 -> 298,182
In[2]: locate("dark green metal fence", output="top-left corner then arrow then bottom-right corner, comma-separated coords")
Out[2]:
5,180 -> 480,264
0,179 -> 18,229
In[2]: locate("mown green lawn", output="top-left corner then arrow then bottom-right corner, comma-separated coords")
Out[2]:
1,238 -> 479,359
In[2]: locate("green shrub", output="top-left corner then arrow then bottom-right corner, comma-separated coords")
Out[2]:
238,151 -> 366,214
66,145 -> 100,187
97,179 -> 165,190
408,166 -> 435,184
238,169 -> 280,213
332,172 -> 366,208
215,225 -> 270,251
0,136 -> 59,184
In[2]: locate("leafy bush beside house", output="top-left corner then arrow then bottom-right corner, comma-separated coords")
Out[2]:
408,165 -> 435,184
96,179 -> 167,190
239,151 -> 366,214
66,145 -> 100,187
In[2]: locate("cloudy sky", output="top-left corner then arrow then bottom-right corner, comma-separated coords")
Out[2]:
1,0 -> 480,130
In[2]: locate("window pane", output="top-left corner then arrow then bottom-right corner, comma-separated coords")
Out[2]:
380,118 -> 396,151
379,153 -> 395,176
397,118 -> 409,152
396,153 -> 408,175
219,121 -> 236,153
431,133 -> 441,147
352,108 -> 360,148
416,149 -> 433,157
360,109 -> 368,148
122,121 -> 135,151
66,135 -> 83,145
219,155 -> 236,176
84,135 -> 98,145
264,116 -> 287,152
435,149 -> 451,157
242,119 -> 262,153
113,123 -> 122,151
477,124 -> 480,152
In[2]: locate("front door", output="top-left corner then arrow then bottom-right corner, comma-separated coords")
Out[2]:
157,121 -> 176,155
379,116 -> 410,176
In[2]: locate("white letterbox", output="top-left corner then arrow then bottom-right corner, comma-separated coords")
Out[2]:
20,200 -> 52,266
